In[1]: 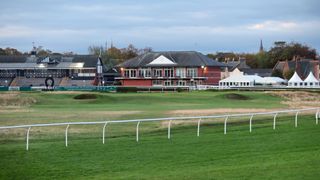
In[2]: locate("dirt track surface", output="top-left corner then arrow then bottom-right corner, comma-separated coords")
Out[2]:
168,108 -> 279,116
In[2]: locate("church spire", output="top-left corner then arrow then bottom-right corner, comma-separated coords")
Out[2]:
259,39 -> 264,53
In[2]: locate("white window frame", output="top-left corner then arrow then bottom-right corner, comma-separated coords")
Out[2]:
152,80 -> 163,86
177,80 -> 186,86
138,68 -> 151,78
176,68 -> 186,78
164,68 -> 174,77
187,68 -> 198,77
153,69 -> 163,77
124,69 -> 137,78
164,80 -> 172,86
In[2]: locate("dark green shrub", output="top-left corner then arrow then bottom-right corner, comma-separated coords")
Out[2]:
74,94 -> 98,100
224,93 -> 250,100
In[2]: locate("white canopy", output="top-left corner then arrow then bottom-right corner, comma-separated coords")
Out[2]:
220,75 -> 264,83
304,72 -> 318,83
219,74 -> 264,87
288,72 -> 303,83
262,77 -> 287,84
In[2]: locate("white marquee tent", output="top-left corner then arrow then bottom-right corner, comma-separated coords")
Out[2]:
219,75 -> 264,87
262,77 -> 287,85
288,72 -> 304,87
303,72 -> 319,87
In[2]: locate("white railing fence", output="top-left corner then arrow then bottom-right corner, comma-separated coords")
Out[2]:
0,108 -> 319,151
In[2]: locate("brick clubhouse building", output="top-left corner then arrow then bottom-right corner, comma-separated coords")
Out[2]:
116,51 -> 226,86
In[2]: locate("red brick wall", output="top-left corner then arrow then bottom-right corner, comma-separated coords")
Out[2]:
201,67 -> 222,85
119,66 -> 222,86
122,79 -> 152,86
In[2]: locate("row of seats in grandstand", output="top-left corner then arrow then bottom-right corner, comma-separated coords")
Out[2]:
24,73 -> 66,78
13,77 -> 63,87
0,78 -> 13,86
0,73 -> 16,78
0,77 -> 95,87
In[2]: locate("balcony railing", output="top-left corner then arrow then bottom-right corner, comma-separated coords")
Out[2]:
116,76 -> 207,80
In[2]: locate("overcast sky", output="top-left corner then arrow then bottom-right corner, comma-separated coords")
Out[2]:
0,0 -> 319,54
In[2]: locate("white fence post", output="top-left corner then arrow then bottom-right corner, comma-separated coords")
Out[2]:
316,110 -> 319,125
224,116 -> 228,135
249,114 -> 254,133
102,122 -> 108,144
168,120 -> 172,139
197,118 -> 201,137
273,113 -> 278,130
295,111 -> 299,127
136,121 -> 140,142
26,127 -> 31,151
65,124 -> 70,147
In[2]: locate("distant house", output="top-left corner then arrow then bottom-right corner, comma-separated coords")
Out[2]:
115,51 -> 226,87
273,57 -> 319,80
221,58 -> 251,79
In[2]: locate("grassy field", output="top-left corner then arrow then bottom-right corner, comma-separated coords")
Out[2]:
0,91 -> 285,126
1,115 -> 319,179
1,91 -> 319,179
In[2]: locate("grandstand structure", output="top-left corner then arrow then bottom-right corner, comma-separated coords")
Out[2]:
0,48 -> 113,87
116,51 -> 226,86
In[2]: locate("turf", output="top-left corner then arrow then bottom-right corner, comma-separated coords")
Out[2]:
1,91 -> 319,179
0,91 -> 285,126
1,115 -> 319,180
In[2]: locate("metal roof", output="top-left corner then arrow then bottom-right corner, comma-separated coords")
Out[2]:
0,55 -> 99,69
117,51 -> 226,68
274,59 -> 319,79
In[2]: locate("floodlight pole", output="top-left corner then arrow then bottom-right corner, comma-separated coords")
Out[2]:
273,113 -> 278,130
65,124 -> 70,147
136,121 -> 140,142
197,118 -> 201,137
102,121 -> 108,144
224,116 -> 229,135
168,120 -> 172,139
295,111 -> 299,127
249,114 -> 254,133
26,127 -> 31,151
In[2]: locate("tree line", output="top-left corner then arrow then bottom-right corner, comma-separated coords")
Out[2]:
1,41 -> 317,71
0,47 -> 74,56
88,44 -> 152,68
208,41 -> 317,69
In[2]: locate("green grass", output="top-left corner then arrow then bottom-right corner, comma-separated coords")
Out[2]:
31,91 -> 284,110
1,115 -> 319,179
2,91 -> 318,179
0,91 -> 285,126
